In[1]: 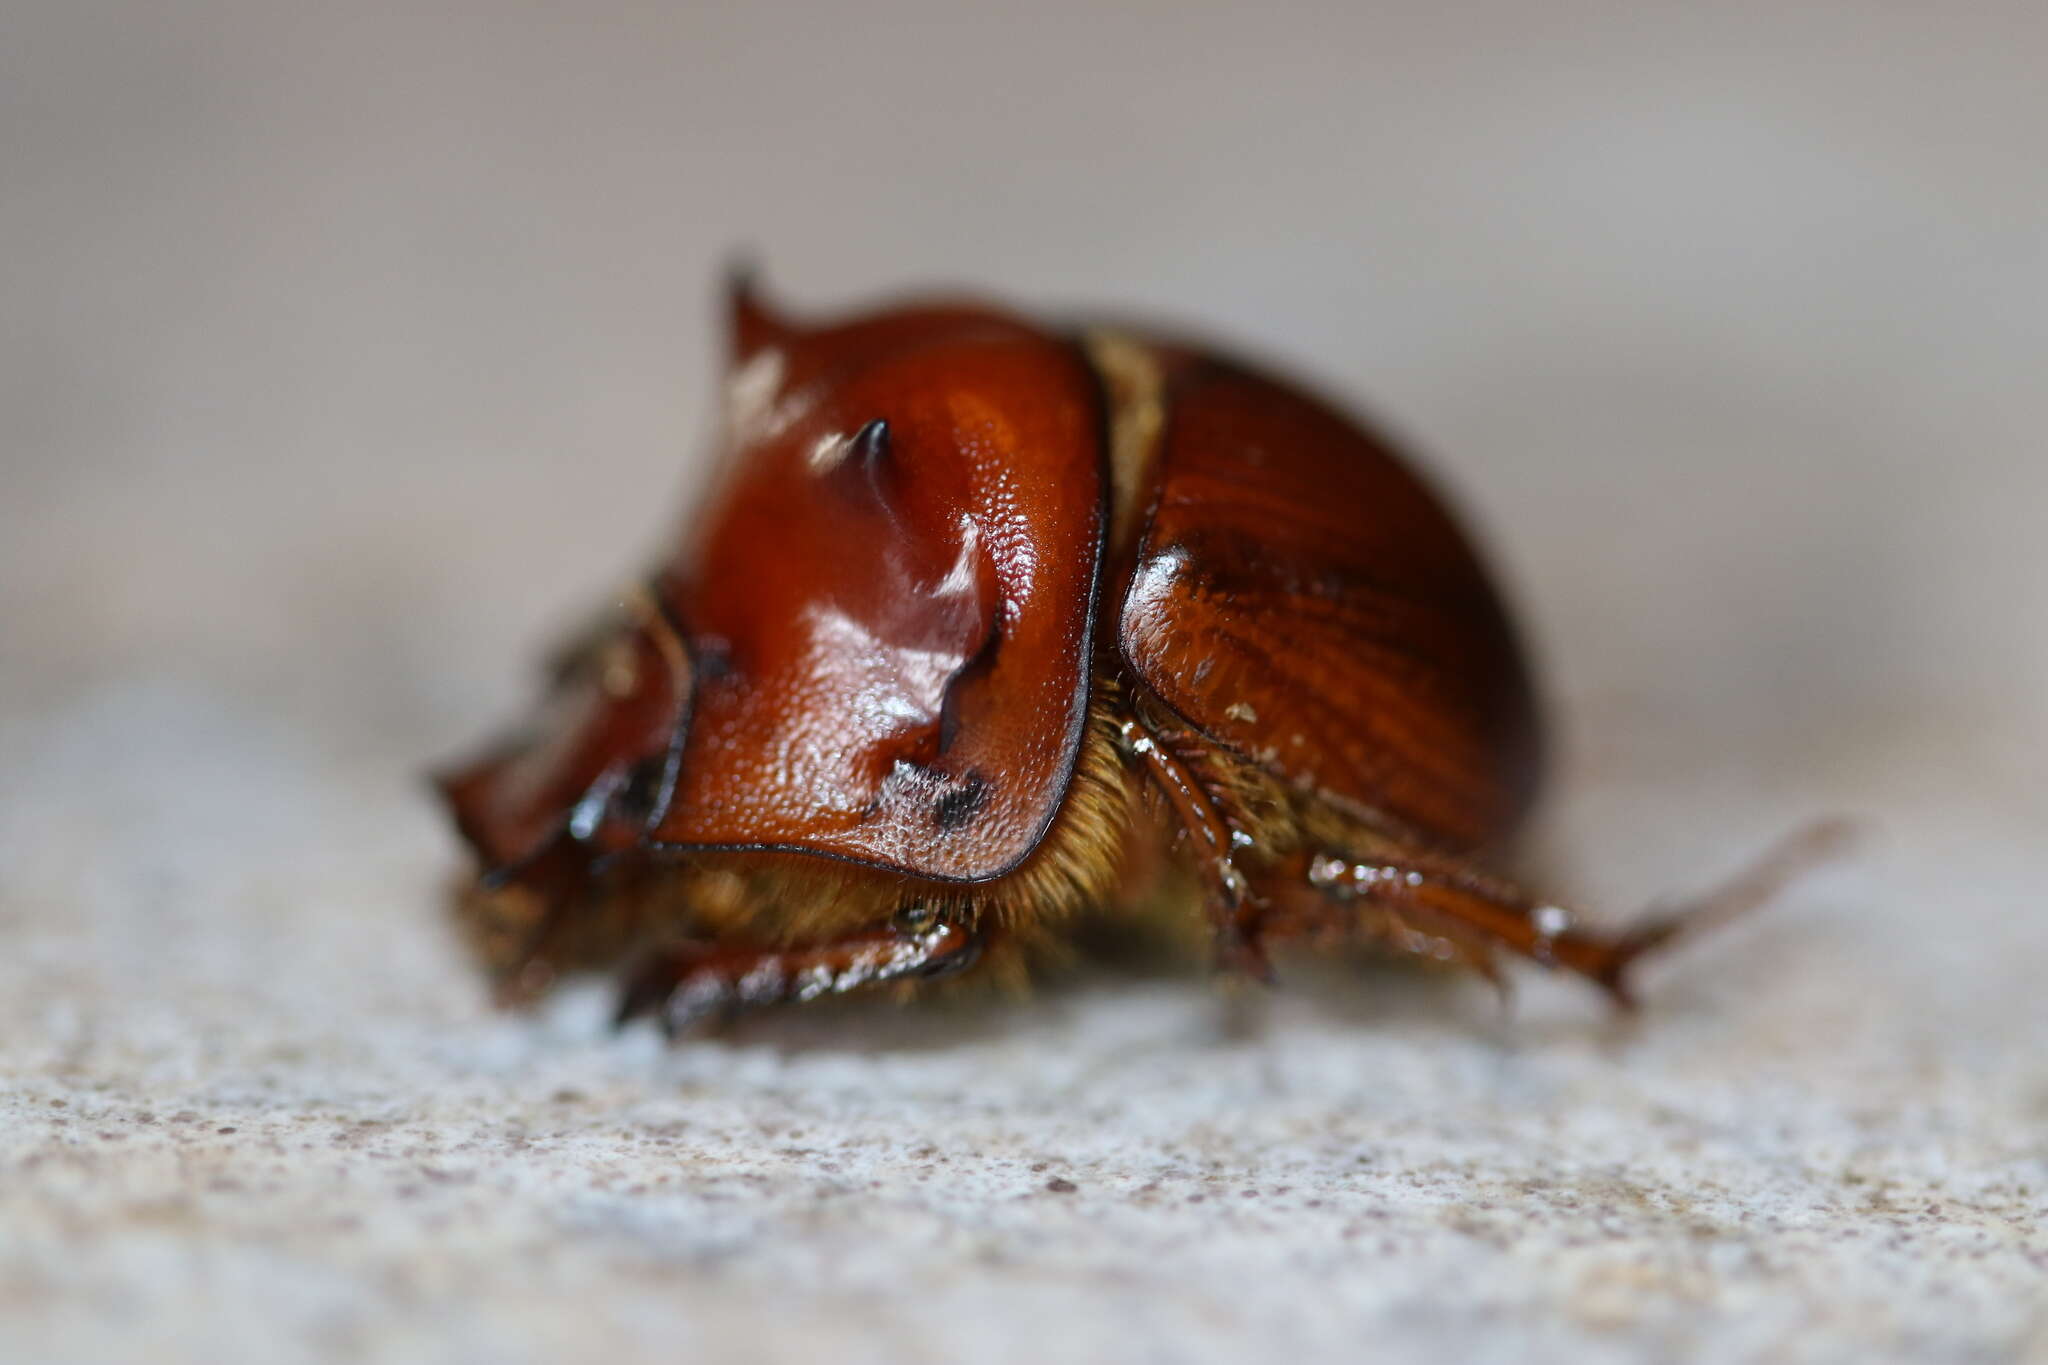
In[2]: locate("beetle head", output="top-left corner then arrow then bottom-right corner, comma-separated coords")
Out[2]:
435,588 -> 691,885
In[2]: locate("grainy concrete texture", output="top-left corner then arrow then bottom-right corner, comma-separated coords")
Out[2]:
5,4 -> 2046,1363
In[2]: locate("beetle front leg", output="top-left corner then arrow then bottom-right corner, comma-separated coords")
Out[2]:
1258,821 -> 1853,1006
613,906 -> 984,1036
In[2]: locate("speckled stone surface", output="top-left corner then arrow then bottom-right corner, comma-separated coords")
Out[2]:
6,5 -> 2047,1362
7,682 -> 2045,1364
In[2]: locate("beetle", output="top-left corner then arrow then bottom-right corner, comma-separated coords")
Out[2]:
435,273 -> 1841,1033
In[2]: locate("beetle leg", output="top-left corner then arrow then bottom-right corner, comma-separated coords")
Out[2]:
1263,820 -> 1854,1006
1115,712 -> 1267,978
612,908 -> 984,1037
452,836 -> 595,1006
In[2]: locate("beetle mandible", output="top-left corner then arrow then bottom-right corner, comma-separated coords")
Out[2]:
436,274 -> 1839,1033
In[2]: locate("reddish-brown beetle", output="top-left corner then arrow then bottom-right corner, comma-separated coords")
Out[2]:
437,275 -> 1839,1032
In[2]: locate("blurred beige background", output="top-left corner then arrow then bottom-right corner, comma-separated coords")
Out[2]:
4,3 -> 2045,1363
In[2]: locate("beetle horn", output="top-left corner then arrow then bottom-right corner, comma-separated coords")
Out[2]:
725,258 -> 791,362
850,418 -> 891,480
